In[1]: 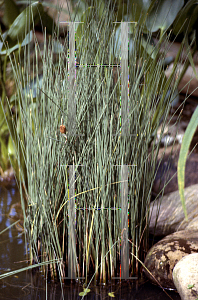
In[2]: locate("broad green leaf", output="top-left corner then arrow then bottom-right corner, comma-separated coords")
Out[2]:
178,105 -> 198,220
146,0 -> 184,32
3,0 -> 19,28
173,0 -> 198,35
112,25 -> 136,59
113,0 -> 149,33
2,2 -> 44,50
128,0 -> 152,23
40,11 -> 57,35
140,34 -> 158,59
0,31 -> 8,48
0,31 -> 32,55
126,0 -> 166,32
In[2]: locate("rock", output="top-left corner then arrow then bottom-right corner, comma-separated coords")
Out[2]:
152,143 -> 198,198
149,183 -> 198,236
161,41 -> 198,66
161,40 -> 198,97
186,216 -> 198,231
46,0 -> 71,26
165,63 -> 198,97
0,167 -> 15,182
144,230 -> 198,289
173,253 -> 198,300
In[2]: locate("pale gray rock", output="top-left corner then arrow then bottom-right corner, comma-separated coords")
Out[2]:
149,184 -> 198,236
144,230 -> 198,289
185,216 -> 198,231
173,253 -> 198,300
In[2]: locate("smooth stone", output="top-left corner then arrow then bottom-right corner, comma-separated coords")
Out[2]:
173,253 -> 198,300
149,184 -> 198,236
144,230 -> 198,289
166,63 -> 198,97
186,216 -> 198,230
152,142 -> 198,197
0,167 -> 15,182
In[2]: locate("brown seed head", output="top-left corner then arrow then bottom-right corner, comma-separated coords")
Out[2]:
60,124 -> 66,134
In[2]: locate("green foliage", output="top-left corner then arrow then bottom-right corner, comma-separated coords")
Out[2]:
0,2 -> 43,53
3,3 -> 43,50
0,1 -> 56,175
64,0 -> 198,225
145,0 -> 184,32
172,0 -> 198,37
2,0 -> 19,28
188,284 -> 195,289
79,288 -> 91,296
108,292 -> 115,297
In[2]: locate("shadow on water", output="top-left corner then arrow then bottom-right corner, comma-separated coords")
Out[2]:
0,183 -> 181,300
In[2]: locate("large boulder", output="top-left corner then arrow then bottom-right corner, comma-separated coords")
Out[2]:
144,230 -> 198,289
186,216 -> 198,231
173,253 -> 198,300
152,135 -> 198,197
149,184 -> 198,236
166,63 -> 198,98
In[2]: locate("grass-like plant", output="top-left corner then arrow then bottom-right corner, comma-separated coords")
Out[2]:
0,0 -> 192,292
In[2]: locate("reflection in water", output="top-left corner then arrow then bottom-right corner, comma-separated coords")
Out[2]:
0,183 -> 181,300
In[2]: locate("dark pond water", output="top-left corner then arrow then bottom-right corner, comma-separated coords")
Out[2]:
0,182 -> 181,300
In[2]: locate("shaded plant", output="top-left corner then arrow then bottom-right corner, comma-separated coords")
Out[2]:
0,0 -> 57,176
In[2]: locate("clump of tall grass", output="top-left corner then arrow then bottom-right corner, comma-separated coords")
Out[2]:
2,0 -> 186,287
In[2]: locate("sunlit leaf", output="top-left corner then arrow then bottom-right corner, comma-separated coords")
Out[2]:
146,0 -> 184,32
0,31 -> 33,55
178,106 -> 198,220
79,288 -> 91,296
2,2 -> 44,50
8,134 -> 15,157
